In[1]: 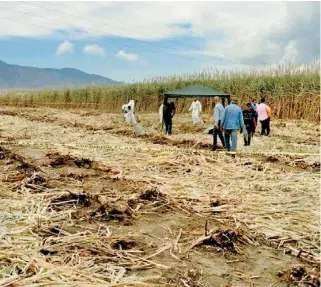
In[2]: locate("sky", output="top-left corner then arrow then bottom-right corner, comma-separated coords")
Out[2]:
0,1 -> 320,82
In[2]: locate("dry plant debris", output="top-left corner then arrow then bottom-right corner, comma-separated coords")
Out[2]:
278,265 -> 320,287
168,269 -> 204,287
0,107 -> 320,287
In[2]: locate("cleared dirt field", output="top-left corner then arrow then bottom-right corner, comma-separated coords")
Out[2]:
0,106 -> 320,287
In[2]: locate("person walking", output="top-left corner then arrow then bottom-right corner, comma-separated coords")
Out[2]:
242,103 -> 257,146
212,96 -> 225,151
222,99 -> 247,151
163,100 -> 176,135
256,98 -> 271,136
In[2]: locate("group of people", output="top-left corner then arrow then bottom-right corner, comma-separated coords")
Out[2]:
123,96 -> 272,152
159,99 -> 203,134
212,97 -> 272,151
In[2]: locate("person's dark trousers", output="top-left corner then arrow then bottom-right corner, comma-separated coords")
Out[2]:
164,117 -> 172,134
266,118 -> 270,136
260,118 -> 270,136
244,126 -> 252,146
212,125 -> 225,151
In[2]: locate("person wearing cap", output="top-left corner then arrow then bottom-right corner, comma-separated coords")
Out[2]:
242,103 -> 257,146
212,96 -> 225,151
222,98 -> 247,151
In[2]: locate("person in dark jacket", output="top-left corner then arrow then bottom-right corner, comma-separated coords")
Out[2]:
163,100 -> 176,135
242,103 -> 257,146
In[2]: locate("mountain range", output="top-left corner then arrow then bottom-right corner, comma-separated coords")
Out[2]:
0,60 -> 122,90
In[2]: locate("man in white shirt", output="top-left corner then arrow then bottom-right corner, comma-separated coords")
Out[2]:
212,96 -> 225,151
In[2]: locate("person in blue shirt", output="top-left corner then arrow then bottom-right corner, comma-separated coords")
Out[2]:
222,99 -> 247,151
212,96 -> 225,151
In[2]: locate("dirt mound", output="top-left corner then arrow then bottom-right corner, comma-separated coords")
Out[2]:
49,188 -> 175,223
111,238 -> 137,250
111,129 -> 134,136
278,265 -> 320,287
203,229 -> 240,249
191,228 -> 252,254
46,152 -> 117,173
127,188 -> 172,213
0,147 -> 8,160
49,192 -> 90,211
14,173 -> 48,192
49,193 -> 133,223
151,136 -> 212,150
0,147 -> 26,163
25,173 -> 46,185
0,110 -> 18,116
91,201 -> 133,222
47,152 -> 92,168
263,155 -> 320,172
151,135 -> 170,145
139,188 -> 166,201
168,269 -> 203,287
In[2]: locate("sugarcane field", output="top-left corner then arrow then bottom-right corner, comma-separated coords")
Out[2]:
0,1 -> 320,286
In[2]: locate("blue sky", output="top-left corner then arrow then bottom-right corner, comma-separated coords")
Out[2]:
0,34 -> 213,82
0,1 -> 319,83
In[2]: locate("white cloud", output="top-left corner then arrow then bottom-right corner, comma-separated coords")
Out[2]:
56,41 -> 73,56
0,2 -> 319,66
83,44 -> 105,56
117,50 -> 139,62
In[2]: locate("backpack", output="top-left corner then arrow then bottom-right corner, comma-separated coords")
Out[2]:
267,107 -> 272,118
